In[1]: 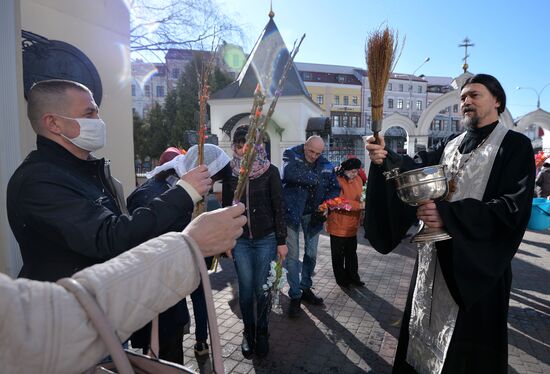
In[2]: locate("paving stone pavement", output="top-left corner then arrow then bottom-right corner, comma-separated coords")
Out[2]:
180,228 -> 550,374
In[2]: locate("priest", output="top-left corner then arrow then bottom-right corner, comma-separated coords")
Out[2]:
364,74 -> 535,373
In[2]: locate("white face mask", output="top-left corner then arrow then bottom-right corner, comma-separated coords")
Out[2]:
59,117 -> 106,152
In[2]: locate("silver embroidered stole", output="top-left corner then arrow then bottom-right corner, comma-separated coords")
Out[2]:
405,123 -> 508,373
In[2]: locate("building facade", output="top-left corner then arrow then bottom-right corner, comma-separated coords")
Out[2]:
296,62 -> 364,163
425,76 -> 463,149
131,45 -> 245,118
131,60 -> 167,118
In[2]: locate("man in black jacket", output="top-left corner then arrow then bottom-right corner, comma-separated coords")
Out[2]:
7,79 -> 212,282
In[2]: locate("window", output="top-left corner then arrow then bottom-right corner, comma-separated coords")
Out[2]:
416,100 -> 422,110
399,84 -> 404,92
388,83 -> 393,91
342,115 -> 349,127
337,75 -> 345,83
351,116 -> 358,127
397,99 -> 403,109
172,68 -> 180,79
144,85 -> 151,97
334,95 -> 340,105
156,85 -> 165,97
332,115 -> 340,127
418,86 -> 422,93
388,98 -> 394,108
304,72 -> 312,80
131,84 -> 136,96
408,84 -> 412,92
368,97 -> 372,107
143,109 -> 149,117
365,114 -> 371,126
316,95 -> 324,105
352,96 -> 358,106
406,100 -> 410,109
452,119 -> 460,131
343,96 -> 349,106
453,104 -> 459,113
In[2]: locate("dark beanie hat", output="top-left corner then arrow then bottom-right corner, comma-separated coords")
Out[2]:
341,157 -> 361,171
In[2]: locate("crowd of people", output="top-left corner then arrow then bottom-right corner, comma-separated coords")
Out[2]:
1,73 -> 539,374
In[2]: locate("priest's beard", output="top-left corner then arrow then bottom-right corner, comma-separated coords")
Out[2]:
461,114 -> 479,130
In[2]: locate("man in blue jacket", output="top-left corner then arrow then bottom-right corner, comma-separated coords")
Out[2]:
282,136 -> 340,318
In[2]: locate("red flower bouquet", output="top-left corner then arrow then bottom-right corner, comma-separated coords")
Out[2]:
535,151 -> 548,169
318,197 -> 352,213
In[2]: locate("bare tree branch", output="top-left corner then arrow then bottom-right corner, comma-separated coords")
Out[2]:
130,0 -> 243,56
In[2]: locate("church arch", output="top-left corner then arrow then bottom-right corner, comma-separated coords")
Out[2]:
516,109 -> 550,132
380,113 -> 416,155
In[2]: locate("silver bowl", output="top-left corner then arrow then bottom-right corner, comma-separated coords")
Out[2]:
385,165 -> 452,243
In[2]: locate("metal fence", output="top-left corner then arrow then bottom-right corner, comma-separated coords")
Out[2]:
325,137 -> 367,168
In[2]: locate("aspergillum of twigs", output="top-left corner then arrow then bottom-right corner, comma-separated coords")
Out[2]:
365,26 -> 404,142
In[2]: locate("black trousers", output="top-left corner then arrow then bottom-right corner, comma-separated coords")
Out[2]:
329,235 -> 360,285
159,324 -> 185,364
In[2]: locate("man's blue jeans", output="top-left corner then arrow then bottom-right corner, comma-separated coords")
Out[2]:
232,232 -> 277,329
285,214 -> 320,300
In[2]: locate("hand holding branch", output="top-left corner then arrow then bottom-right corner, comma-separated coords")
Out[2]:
181,165 -> 212,196
183,203 -> 247,257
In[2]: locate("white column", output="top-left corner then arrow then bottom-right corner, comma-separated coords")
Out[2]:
0,0 -> 24,276
415,134 -> 430,152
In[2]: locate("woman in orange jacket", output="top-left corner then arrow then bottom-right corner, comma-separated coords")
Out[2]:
326,158 -> 365,288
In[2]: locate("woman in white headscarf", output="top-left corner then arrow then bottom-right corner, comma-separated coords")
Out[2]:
127,144 -> 231,363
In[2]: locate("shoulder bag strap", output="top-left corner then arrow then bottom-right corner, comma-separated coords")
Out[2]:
57,277 -> 134,374
60,234 -> 225,374
182,235 -> 224,374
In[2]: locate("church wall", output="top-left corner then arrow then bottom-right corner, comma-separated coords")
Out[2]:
210,96 -> 323,168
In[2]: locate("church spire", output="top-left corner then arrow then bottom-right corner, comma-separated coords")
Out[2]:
269,0 -> 275,18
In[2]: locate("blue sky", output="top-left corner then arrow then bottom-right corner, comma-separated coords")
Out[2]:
219,0 -> 549,118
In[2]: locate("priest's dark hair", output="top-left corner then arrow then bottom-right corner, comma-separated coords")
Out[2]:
461,74 -> 506,114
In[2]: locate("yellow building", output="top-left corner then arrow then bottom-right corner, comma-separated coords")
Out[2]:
295,62 -> 365,163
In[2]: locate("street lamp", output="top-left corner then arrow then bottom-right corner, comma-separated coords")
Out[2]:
409,57 -> 430,120
516,83 -> 550,109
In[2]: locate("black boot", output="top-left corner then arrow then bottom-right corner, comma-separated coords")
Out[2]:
255,327 -> 269,358
288,297 -> 302,318
241,324 -> 255,359
301,288 -> 324,305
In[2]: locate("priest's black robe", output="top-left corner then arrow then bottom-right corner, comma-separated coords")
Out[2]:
364,123 -> 535,374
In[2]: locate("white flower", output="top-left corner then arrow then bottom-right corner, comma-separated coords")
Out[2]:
261,260 -> 287,307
